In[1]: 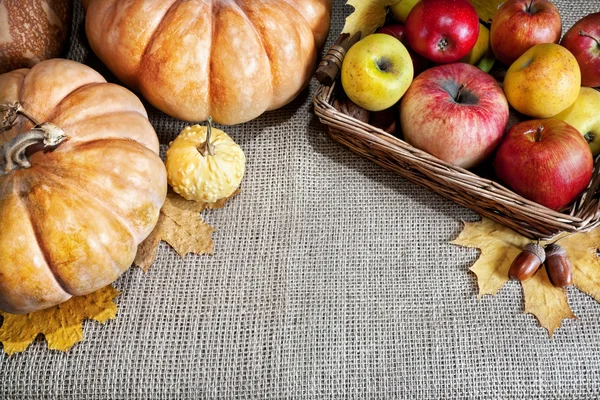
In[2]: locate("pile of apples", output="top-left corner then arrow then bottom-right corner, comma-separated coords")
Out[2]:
340,0 -> 600,212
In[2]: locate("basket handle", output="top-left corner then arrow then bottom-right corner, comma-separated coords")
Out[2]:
315,32 -> 361,86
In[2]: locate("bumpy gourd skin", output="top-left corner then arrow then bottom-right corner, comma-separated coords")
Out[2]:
82,0 -> 332,125
165,125 -> 245,204
0,59 -> 167,314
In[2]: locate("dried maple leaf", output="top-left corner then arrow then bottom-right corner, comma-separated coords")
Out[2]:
451,218 -> 600,336
342,0 -> 399,38
0,286 -> 120,356
451,218 -> 530,297
469,0 -> 505,23
134,191 -> 238,272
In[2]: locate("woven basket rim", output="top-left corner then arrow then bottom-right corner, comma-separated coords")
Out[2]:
313,79 -> 600,239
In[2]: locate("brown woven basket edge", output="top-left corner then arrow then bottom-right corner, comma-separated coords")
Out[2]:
313,80 -> 600,240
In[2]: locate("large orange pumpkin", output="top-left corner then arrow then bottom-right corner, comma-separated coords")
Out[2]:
82,0 -> 332,125
0,59 -> 167,314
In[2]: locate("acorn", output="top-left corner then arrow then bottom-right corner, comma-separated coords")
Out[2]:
508,243 -> 546,281
545,243 -> 573,288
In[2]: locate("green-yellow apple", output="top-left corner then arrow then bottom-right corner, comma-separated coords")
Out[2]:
554,87 -> 600,155
460,23 -> 496,72
389,0 -> 420,23
503,43 -> 581,118
341,34 -> 414,112
400,63 -> 509,169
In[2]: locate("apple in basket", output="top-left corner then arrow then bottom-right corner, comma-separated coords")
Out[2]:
404,0 -> 480,63
341,33 -> 414,112
560,12 -> 600,88
376,24 -> 429,75
490,0 -> 562,66
494,119 -> 594,211
400,63 -> 509,169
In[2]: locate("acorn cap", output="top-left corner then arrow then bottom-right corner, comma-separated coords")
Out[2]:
545,243 -> 567,258
523,242 -> 546,264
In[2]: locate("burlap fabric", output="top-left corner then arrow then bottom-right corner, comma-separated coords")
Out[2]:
2,0 -> 600,398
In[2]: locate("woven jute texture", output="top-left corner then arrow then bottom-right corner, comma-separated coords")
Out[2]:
2,0 -> 600,398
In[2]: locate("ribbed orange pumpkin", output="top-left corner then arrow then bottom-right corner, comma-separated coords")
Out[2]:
82,0 -> 332,125
0,59 -> 167,314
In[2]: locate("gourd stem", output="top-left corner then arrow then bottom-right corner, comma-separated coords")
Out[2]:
1,123 -> 68,174
197,116 -> 215,157
1,102 -> 41,132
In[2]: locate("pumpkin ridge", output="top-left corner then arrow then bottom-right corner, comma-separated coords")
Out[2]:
34,162 -> 141,243
32,140 -> 164,242
43,82 -> 144,126
22,168 -> 135,294
57,110 -> 159,154
138,0 -> 184,89
232,1 -> 274,104
19,173 -> 75,296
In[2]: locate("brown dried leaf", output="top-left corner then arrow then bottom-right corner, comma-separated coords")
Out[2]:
0,286 -> 119,356
134,191 -> 238,272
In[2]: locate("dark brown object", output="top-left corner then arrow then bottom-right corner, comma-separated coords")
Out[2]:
315,32 -> 361,86
333,97 -> 370,124
370,108 -> 398,136
0,0 -> 72,74
509,243 -> 546,281
545,244 -> 573,288
313,57 -> 600,240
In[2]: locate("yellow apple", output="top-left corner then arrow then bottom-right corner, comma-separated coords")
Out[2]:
503,43 -> 581,118
460,23 -> 495,72
554,87 -> 600,155
341,33 -> 414,112
460,24 -> 489,65
389,0 -> 420,23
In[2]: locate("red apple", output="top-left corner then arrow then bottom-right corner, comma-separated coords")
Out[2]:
490,0 -> 562,66
560,12 -> 600,88
494,119 -> 593,211
400,63 -> 509,169
376,24 -> 430,74
377,24 -> 406,42
404,0 -> 479,63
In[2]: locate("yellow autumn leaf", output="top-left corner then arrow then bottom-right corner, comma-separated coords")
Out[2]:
469,0 -> 505,23
452,218 -> 600,336
0,286 -> 120,356
522,267 -> 576,337
342,0 -> 399,38
556,228 -> 600,302
451,218 -> 530,297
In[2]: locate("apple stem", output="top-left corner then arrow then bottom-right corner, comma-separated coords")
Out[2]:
579,31 -> 600,47
534,125 -> 544,142
526,0 -> 534,13
454,83 -> 466,103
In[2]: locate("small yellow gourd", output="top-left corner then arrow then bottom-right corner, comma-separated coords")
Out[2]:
165,117 -> 245,203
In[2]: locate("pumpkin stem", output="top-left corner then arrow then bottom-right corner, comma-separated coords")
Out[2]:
197,116 -> 215,157
1,123 -> 68,174
1,102 -> 41,132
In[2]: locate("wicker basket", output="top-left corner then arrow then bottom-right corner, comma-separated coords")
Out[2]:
313,36 -> 600,240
